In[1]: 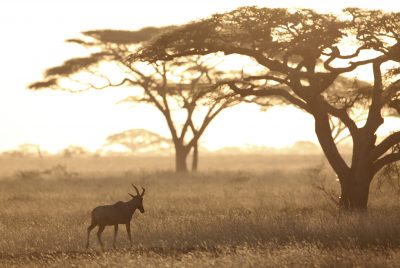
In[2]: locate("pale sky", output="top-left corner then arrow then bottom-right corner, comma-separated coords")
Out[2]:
0,0 -> 399,153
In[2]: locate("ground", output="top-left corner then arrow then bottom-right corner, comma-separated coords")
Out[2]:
0,155 -> 399,267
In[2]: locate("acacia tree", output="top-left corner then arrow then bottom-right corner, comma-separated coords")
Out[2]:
105,128 -> 173,154
133,7 -> 400,209
29,28 -> 240,172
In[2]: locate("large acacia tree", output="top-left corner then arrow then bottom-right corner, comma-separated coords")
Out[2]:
132,7 -> 400,209
30,28 -> 240,172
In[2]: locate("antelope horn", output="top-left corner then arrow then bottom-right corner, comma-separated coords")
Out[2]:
141,187 -> 145,196
131,184 -> 140,196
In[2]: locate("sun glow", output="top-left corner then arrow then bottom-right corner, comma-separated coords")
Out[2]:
0,0 -> 398,153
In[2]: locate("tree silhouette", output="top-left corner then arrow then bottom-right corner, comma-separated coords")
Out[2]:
2,143 -> 44,158
60,145 -> 88,158
132,7 -> 400,210
105,129 -> 173,154
30,27 -> 241,172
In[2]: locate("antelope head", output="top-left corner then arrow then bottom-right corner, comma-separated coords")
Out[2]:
129,184 -> 145,213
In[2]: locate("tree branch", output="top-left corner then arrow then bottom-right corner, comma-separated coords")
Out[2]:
227,82 -> 311,112
374,152 -> 400,174
90,77 -> 139,90
322,44 -> 370,60
179,106 -> 195,142
322,102 -> 359,138
324,51 -> 386,74
244,74 -> 289,85
364,61 -> 385,133
310,99 -> 350,178
370,132 -> 400,160
186,99 -> 231,149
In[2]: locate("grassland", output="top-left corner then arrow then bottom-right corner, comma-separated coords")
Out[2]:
0,154 -> 399,267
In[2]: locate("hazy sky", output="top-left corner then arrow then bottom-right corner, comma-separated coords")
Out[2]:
0,0 -> 399,153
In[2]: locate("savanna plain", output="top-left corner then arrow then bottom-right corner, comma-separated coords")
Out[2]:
1,154 -> 400,267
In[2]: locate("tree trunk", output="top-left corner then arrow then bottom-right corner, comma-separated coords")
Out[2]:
175,145 -> 189,173
338,169 -> 373,211
309,100 -> 376,211
191,142 -> 198,172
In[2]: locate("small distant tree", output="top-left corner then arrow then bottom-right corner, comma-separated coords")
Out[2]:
29,28 -> 241,172
60,145 -> 88,158
133,7 -> 400,209
2,144 -> 44,158
105,128 -> 173,154
289,141 -> 321,154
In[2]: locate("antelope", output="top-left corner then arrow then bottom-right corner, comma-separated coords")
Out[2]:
86,184 -> 145,250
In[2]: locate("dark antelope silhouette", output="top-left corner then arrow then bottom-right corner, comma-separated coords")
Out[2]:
86,184 -> 145,249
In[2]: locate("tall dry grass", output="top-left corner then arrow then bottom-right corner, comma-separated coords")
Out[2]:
0,155 -> 399,267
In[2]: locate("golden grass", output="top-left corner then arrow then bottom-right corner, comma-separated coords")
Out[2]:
0,155 -> 399,267
0,154 -> 324,177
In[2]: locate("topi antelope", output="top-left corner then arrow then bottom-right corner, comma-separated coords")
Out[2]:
86,184 -> 145,250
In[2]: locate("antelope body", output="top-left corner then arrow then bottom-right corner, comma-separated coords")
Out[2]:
86,184 -> 145,250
